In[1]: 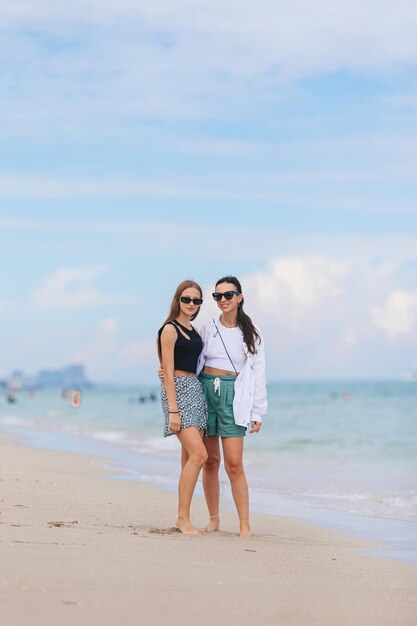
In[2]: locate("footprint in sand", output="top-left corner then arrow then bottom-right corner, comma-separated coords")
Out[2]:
148,527 -> 180,535
48,520 -> 79,528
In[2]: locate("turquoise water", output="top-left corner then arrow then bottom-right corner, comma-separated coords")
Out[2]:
1,381 -> 416,560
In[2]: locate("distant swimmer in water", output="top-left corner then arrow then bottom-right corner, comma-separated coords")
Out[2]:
6,393 -> 16,404
129,392 -> 158,404
70,390 -> 81,408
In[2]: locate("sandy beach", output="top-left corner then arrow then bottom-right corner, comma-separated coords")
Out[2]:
1,433 -> 416,626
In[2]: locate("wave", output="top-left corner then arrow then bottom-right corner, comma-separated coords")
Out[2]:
249,485 -> 417,522
88,430 -> 128,444
2,414 -> 415,523
0,415 -> 34,427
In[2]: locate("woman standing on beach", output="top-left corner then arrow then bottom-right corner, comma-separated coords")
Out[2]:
159,276 -> 267,537
196,276 -> 267,538
157,280 -> 208,535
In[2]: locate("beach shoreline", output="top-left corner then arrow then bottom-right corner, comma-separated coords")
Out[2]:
1,432 -> 416,626
2,420 -> 416,566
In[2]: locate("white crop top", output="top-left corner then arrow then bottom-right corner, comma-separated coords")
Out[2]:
205,326 -> 246,373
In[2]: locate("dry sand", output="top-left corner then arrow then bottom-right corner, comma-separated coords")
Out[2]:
1,433 -> 416,626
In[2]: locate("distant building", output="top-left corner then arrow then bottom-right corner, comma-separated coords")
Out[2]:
4,364 -> 91,390
37,364 -> 89,389
8,370 -> 25,390
63,364 -> 86,388
37,369 -> 65,388
7,370 -> 35,390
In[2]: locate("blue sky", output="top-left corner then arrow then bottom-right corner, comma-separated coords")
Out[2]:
1,2 -> 417,383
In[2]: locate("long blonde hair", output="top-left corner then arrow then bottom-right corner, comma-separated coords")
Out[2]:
157,279 -> 203,362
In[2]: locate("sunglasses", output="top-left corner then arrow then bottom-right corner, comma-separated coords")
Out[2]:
180,296 -> 203,305
212,291 -> 241,301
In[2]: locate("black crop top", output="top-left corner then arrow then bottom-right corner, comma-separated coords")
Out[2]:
158,320 -> 203,374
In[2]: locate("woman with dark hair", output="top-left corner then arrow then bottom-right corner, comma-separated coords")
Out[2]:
157,280 -> 208,535
196,276 -> 267,537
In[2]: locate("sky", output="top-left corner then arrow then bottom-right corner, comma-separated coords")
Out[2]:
1,2 -> 417,383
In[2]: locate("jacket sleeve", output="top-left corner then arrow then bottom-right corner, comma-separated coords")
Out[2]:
251,328 -> 268,422
195,320 -> 209,375
199,320 -> 209,351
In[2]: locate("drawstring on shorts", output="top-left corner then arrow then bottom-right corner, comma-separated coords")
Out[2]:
213,377 -> 221,396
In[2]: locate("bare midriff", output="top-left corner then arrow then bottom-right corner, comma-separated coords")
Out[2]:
203,366 -> 238,376
174,369 -> 196,377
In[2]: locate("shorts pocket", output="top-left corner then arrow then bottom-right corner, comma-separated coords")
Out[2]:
225,380 -> 235,406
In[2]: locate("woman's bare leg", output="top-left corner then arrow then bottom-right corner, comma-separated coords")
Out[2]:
176,427 -> 207,535
201,435 -> 221,531
181,445 -> 189,469
222,437 -> 250,537
178,445 -> 189,515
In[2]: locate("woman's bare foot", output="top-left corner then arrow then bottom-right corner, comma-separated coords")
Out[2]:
202,514 -> 220,533
176,516 -> 200,535
239,521 -> 251,538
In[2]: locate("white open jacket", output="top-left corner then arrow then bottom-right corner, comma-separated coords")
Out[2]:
196,316 -> 268,427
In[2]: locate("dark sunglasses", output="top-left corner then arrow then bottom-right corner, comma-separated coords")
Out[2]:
212,291 -> 241,301
180,296 -> 203,305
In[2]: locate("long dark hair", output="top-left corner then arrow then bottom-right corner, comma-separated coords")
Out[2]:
157,279 -> 203,362
215,276 -> 260,354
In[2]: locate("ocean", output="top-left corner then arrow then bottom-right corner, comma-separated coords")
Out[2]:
1,380 -> 416,562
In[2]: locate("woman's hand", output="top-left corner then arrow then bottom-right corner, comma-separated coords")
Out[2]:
157,366 -> 165,381
169,412 -> 181,434
249,421 -> 261,434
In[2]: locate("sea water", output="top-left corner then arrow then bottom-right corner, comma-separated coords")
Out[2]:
1,381 -> 416,561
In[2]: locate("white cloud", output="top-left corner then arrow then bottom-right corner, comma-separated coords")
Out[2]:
1,0 -> 417,133
242,256 -> 351,330
72,318 -> 159,383
0,158 -> 416,212
215,255 -> 417,378
97,317 -> 119,336
342,327 -> 359,346
3,1 -> 417,75
371,290 -> 417,339
119,338 -> 158,367
0,175 -> 227,200
72,317 -> 120,366
23,252 -> 417,382
33,266 -> 107,311
1,217 -> 417,262
31,266 -> 140,312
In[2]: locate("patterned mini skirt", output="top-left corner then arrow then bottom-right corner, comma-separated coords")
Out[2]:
160,375 -> 208,438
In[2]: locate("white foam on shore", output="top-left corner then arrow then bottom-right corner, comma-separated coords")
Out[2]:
133,436 -> 179,454
88,430 -> 128,444
248,484 -> 417,522
0,416 -> 34,427
2,409 -> 415,524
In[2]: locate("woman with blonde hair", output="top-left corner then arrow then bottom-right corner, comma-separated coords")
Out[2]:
157,280 -> 208,535
159,275 -> 267,537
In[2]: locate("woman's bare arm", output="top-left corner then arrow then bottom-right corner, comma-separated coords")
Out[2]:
160,324 -> 180,431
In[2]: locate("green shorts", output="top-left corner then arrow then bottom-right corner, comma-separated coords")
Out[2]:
199,372 -> 246,438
